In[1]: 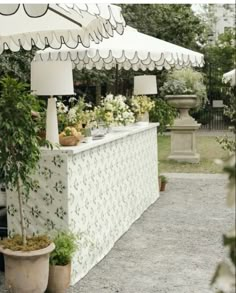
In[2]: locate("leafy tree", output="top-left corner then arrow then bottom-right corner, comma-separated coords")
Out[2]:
0,49 -> 34,82
0,76 -> 43,246
120,4 -> 205,49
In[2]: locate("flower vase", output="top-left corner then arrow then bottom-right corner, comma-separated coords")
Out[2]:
136,112 -> 149,126
83,128 -> 92,143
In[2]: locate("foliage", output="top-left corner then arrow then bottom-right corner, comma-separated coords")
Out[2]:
202,27 -> 235,105
159,175 -> 168,183
149,98 -> 177,134
160,80 -> 194,96
0,76 -> 47,246
160,68 -> 207,108
121,4 -> 205,49
130,95 -> 155,115
50,231 -> 78,266
217,85 -> 236,154
0,49 -> 33,82
216,136 -> 236,154
212,155 -> 235,293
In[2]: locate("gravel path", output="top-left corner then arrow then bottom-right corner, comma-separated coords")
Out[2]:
0,173 -> 234,293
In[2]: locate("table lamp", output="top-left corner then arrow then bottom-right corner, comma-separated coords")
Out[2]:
31,60 -> 74,144
133,75 -> 157,95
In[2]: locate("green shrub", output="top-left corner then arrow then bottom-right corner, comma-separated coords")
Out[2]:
149,97 -> 177,134
50,232 -> 78,266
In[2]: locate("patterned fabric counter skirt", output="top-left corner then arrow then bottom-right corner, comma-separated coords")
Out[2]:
6,125 -> 159,285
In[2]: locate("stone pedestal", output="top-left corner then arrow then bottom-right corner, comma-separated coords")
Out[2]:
168,124 -> 201,163
165,95 -> 201,164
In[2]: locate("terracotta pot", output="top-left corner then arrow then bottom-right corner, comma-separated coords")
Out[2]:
160,182 -> 167,192
0,242 -> 55,293
59,135 -> 78,146
47,263 -> 71,293
158,176 -> 162,191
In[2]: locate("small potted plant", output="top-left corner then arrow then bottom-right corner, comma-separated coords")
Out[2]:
47,231 -> 78,293
130,95 -> 155,125
0,76 -> 55,293
159,175 -> 168,192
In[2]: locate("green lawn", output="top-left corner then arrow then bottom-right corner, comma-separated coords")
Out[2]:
158,135 -> 229,173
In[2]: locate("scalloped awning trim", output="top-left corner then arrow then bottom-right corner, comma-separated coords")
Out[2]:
34,26 -> 204,71
0,4 -> 125,54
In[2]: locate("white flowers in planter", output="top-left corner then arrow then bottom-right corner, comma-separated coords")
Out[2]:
101,94 -> 135,126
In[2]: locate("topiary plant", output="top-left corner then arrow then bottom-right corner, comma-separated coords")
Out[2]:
50,231 -> 78,266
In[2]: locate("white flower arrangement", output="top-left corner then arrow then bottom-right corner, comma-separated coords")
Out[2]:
131,95 -> 155,115
97,94 -> 135,126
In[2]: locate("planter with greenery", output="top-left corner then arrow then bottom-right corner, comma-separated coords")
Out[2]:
0,76 -> 54,293
160,68 -> 207,124
47,231 -> 78,293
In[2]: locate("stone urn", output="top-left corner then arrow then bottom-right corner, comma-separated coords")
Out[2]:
165,94 -> 201,163
165,95 -> 199,125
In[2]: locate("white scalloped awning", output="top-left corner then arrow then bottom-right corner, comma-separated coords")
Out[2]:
34,26 -> 204,71
223,69 -> 236,86
0,4 -> 125,54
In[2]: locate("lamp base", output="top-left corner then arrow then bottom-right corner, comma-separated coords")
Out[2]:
46,97 -> 59,144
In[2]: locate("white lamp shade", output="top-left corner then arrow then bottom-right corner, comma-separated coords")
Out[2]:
133,75 -> 157,95
31,60 -> 74,96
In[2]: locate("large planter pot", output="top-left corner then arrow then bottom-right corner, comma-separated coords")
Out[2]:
47,263 -> 71,293
0,242 -> 55,293
165,95 -> 198,123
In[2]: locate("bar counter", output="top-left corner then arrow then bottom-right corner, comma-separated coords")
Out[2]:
7,123 -> 159,284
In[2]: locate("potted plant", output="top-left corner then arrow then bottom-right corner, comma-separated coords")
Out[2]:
47,231 -> 78,293
130,95 -> 155,125
159,175 -> 168,192
159,68 -> 207,122
0,76 -> 55,293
